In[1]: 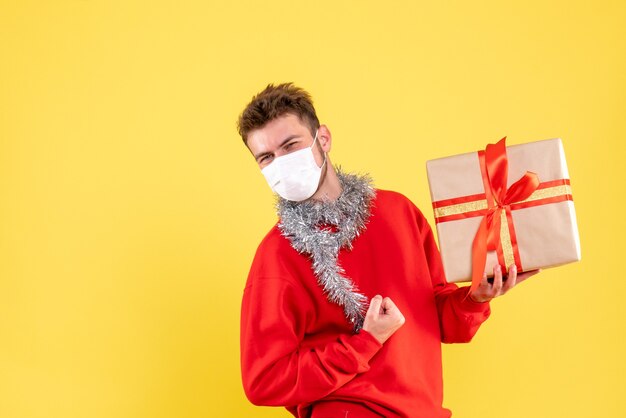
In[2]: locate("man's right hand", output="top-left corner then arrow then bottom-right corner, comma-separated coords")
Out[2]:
361,295 -> 405,344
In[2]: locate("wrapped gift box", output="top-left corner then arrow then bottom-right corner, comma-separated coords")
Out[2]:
425,137 -> 581,285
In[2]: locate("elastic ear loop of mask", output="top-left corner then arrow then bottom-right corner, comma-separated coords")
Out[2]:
312,129 -> 327,169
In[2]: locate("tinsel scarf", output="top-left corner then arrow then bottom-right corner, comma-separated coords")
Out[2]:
276,167 -> 376,333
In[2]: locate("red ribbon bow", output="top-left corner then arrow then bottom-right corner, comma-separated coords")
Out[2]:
469,137 -> 540,294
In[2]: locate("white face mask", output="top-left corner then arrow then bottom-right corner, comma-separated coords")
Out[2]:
261,130 -> 327,202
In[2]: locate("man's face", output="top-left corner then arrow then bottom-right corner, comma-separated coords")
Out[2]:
246,113 -> 327,170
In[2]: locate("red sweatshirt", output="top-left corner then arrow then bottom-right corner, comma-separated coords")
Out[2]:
240,189 -> 491,417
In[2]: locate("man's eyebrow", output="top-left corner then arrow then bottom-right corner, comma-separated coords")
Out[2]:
253,134 -> 301,160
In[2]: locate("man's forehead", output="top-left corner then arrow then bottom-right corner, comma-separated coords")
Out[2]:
247,114 -> 309,149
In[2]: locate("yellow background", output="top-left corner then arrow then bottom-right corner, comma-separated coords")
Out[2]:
1,1 -> 624,417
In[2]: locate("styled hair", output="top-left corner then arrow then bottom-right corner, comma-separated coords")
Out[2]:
237,82 -> 320,144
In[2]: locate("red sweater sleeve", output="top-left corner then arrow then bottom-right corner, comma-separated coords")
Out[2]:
240,277 -> 383,407
415,206 -> 491,343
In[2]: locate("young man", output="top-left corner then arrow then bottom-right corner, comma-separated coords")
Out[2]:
237,83 -> 539,418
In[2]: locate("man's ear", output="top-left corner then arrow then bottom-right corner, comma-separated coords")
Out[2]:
318,124 -> 332,153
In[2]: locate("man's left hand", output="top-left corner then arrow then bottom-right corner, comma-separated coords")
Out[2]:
469,264 -> 541,303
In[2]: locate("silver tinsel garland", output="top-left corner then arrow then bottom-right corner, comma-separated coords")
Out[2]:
276,166 -> 376,333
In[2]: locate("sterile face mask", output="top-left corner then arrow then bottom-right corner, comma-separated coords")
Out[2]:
261,130 -> 327,202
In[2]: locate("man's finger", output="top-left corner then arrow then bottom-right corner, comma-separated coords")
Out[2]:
502,264 -> 518,293
382,297 -> 405,325
478,272 -> 490,289
381,297 -> 399,314
367,295 -> 383,317
492,264 -> 503,295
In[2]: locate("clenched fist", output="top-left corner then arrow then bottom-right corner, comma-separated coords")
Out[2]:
361,295 -> 405,344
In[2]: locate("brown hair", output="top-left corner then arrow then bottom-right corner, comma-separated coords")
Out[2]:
237,82 -> 320,144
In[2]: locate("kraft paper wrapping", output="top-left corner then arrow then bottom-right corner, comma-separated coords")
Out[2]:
425,138 -> 581,283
